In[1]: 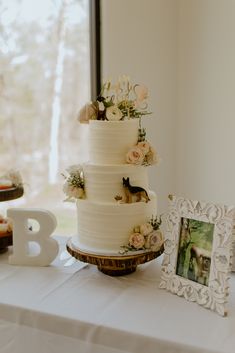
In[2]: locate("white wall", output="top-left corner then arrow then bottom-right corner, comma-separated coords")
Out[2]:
177,0 -> 235,205
101,0 -> 178,214
101,0 -> 235,212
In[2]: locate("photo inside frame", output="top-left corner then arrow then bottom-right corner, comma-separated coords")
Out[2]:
176,218 -> 214,286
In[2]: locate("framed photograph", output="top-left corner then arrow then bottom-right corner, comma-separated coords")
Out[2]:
160,195 -> 235,316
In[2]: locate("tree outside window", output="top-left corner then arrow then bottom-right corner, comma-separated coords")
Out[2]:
0,0 -> 92,235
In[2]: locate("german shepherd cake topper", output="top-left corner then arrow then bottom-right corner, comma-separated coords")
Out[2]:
115,177 -> 150,203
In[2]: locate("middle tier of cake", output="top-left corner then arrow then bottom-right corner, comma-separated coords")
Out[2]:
83,163 -> 149,202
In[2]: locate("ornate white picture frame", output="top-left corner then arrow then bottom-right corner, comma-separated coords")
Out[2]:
160,195 -> 235,316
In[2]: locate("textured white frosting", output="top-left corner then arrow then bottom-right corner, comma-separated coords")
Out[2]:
88,119 -> 139,164
83,163 -> 149,202
76,191 -> 157,254
76,118 -> 157,254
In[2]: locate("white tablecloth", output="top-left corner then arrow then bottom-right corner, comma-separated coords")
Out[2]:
0,237 -> 235,353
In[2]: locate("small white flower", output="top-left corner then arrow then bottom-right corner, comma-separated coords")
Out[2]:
62,164 -> 85,201
106,105 -> 123,121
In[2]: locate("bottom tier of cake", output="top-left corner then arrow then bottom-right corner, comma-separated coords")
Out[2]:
76,191 -> 157,255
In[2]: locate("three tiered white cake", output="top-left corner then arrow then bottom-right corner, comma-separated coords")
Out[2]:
63,77 -> 163,256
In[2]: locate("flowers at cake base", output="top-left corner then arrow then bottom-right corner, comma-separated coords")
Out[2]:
77,76 -> 151,124
144,230 -> 164,251
62,165 -> 85,202
120,215 -> 164,254
129,232 -> 145,250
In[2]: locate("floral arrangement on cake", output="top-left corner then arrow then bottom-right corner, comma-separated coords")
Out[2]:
126,127 -> 158,166
62,165 -> 85,201
78,76 -> 151,123
120,215 -> 164,254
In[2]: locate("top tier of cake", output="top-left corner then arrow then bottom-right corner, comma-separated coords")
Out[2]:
88,119 -> 139,165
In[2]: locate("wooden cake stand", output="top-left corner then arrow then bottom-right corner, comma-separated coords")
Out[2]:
66,237 -> 164,276
0,187 -> 24,253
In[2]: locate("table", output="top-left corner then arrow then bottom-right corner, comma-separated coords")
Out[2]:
0,237 -> 235,353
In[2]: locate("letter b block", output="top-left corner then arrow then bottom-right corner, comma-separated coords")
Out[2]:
7,208 -> 59,266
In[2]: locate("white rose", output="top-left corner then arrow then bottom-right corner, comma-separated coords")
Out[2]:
145,230 -> 164,251
129,232 -> 145,250
126,146 -> 145,165
106,105 -> 123,121
140,222 -> 153,236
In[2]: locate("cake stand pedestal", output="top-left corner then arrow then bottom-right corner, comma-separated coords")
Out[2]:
66,237 -> 164,276
0,187 -> 24,253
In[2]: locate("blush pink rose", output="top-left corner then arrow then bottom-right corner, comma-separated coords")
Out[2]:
129,232 -> 145,250
134,84 -> 148,103
126,146 -> 145,165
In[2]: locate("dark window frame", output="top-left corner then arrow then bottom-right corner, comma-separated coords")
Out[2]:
89,0 -> 101,100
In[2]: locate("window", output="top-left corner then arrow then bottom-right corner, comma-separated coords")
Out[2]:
0,0 -> 100,235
